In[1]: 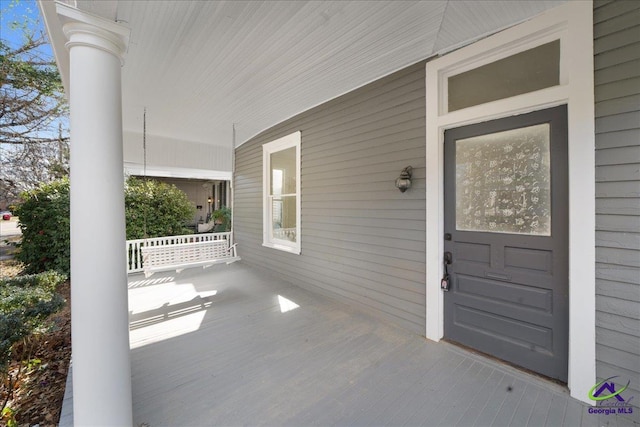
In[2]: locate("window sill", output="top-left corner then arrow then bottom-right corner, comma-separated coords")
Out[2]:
262,242 -> 301,255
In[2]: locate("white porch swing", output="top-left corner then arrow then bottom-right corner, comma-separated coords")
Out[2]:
137,109 -> 240,278
141,237 -> 239,278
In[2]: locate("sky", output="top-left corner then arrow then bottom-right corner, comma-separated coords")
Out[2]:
1,0 -> 67,167
1,0 -> 53,58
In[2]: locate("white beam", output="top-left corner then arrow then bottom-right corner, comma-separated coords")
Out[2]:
123,162 -> 232,181
566,0 -> 596,404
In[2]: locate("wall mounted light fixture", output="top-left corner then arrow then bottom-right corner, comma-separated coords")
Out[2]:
395,166 -> 413,193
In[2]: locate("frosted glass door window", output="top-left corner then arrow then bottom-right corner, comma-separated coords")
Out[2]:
456,123 -> 551,235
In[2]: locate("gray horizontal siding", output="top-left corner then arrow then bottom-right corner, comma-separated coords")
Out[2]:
235,62 -> 426,334
594,1 -> 640,420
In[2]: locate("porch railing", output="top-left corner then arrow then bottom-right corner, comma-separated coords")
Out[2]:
126,232 -> 233,274
273,228 -> 296,241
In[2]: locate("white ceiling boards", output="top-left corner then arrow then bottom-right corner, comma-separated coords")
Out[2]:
45,0 -> 565,149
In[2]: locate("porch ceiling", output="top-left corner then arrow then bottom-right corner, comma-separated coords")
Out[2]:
48,0 -> 565,148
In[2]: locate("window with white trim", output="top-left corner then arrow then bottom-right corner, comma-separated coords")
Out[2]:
263,131 -> 301,254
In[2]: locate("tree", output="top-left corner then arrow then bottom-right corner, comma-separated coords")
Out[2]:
125,177 -> 196,240
0,0 -> 69,207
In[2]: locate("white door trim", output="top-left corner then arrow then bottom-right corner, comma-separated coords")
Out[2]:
425,1 -> 595,404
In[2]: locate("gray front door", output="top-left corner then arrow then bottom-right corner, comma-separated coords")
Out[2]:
444,105 -> 568,382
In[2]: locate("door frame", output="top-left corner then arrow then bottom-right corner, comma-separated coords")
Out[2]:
425,1 -> 594,404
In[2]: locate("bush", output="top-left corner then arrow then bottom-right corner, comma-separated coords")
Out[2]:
12,176 -> 196,274
212,206 -> 232,232
14,178 -> 70,277
125,177 -> 196,240
0,271 -> 65,292
0,271 -> 66,373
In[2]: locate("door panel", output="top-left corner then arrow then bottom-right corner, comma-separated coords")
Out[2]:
444,105 -> 568,382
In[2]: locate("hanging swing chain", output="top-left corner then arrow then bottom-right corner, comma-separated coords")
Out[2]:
142,107 -> 148,240
143,107 -> 147,180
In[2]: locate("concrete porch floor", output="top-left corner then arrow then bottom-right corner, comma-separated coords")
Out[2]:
62,262 -> 637,426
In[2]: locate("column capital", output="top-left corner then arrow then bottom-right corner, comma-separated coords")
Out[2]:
56,2 -> 130,64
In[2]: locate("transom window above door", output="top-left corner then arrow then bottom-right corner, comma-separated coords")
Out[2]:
448,40 -> 561,112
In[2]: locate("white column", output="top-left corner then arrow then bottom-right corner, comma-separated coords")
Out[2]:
214,183 -> 220,211
58,5 -> 132,426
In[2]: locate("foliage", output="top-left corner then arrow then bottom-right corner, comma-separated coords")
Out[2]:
2,406 -> 18,427
13,176 -> 197,274
13,178 -> 70,276
0,272 -> 65,368
0,270 -> 64,292
0,0 -> 69,206
0,271 -> 66,415
0,277 -> 70,426
125,177 -> 196,240
212,206 -> 232,232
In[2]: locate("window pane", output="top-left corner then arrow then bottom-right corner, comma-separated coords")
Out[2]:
456,123 -> 551,236
272,195 -> 297,242
270,147 -> 297,195
448,40 -> 560,112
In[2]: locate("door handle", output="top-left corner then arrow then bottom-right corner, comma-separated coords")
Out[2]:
442,251 -> 452,292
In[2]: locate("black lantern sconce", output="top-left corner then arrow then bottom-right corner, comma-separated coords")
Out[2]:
395,166 -> 413,193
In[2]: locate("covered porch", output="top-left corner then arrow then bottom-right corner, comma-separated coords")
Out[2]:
38,1 -> 610,423
61,263 -> 626,426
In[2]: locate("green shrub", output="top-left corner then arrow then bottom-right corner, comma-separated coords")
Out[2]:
212,206 -> 232,232
14,178 -> 70,276
0,272 -> 66,373
12,176 -> 196,274
125,177 -> 196,240
0,271 -> 65,292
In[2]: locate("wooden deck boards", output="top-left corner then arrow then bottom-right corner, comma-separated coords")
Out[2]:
61,262 -> 637,426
